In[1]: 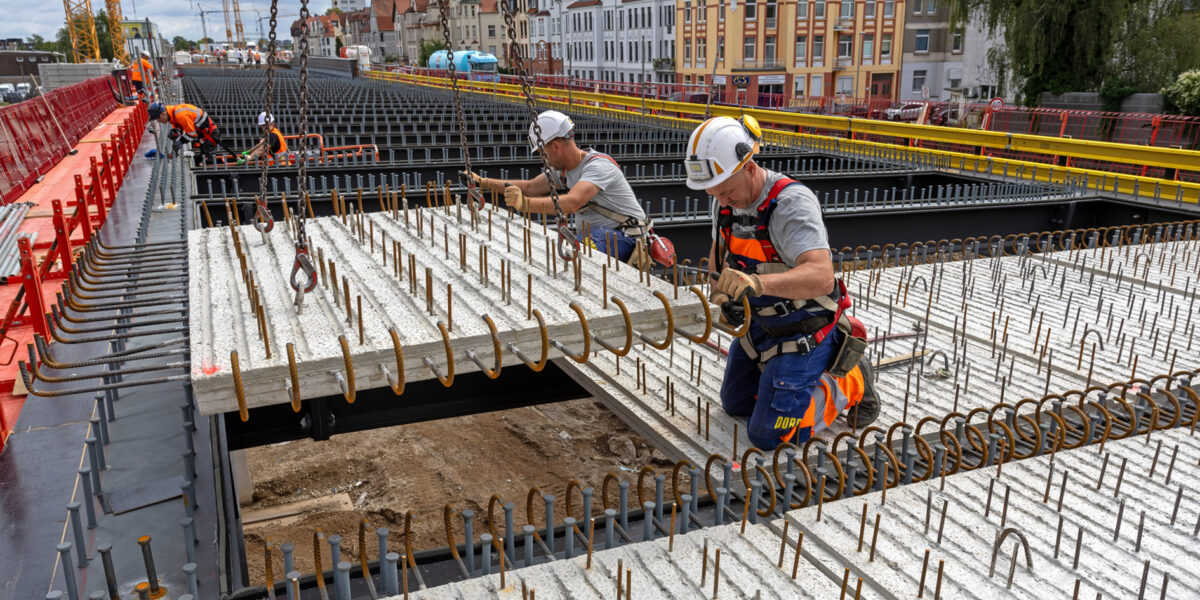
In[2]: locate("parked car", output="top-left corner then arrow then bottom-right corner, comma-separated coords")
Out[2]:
884,102 -> 926,121
666,91 -> 711,104
0,83 -> 20,104
929,103 -> 961,126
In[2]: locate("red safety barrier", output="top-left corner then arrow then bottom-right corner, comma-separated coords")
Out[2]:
0,101 -> 146,453
0,75 -> 122,205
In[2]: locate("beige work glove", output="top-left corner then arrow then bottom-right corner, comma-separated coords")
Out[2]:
626,240 -> 652,271
503,184 -> 529,213
715,268 -> 763,301
460,169 -> 502,193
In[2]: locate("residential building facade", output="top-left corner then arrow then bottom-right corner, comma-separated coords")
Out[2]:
676,0 -> 906,106
397,0 -> 522,67
898,0 -> 955,101
528,0 -> 674,83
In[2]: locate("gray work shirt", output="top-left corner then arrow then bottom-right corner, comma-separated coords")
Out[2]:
710,168 -> 829,266
556,149 -> 647,231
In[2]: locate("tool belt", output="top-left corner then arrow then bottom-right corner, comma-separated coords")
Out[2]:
584,203 -> 650,237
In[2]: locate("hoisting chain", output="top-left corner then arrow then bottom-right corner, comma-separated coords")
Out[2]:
289,0 -> 318,310
501,0 -> 578,262
253,0 -> 280,237
437,0 -> 483,214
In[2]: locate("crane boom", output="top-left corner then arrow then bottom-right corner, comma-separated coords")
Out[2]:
62,0 -> 101,62
231,0 -> 246,46
105,0 -> 130,66
221,0 -> 234,44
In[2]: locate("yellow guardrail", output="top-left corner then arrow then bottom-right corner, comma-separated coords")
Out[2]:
366,70 -> 1200,205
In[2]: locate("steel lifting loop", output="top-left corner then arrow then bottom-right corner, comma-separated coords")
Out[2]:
671,459 -> 695,507
714,294 -> 752,338
675,285 -> 712,344
636,465 -> 657,508
289,245 -> 318,310
423,321 -> 456,387
508,308 -> 549,372
592,296 -> 633,357
631,290 -> 675,350
253,200 -> 275,233
556,224 -> 579,262
336,335 -> 356,404
703,454 -> 727,505
550,302 -> 591,363
466,315 -> 503,379
526,486 -> 546,529
443,504 -> 464,566
231,350 -> 248,422
286,342 -> 302,412
380,327 -> 406,395
565,479 -> 586,521
601,472 -> 623,511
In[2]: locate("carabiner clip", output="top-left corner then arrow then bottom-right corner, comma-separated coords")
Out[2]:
253,200 -> 275,233
556,223 -> 578,262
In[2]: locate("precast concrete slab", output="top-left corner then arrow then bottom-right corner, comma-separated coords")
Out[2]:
778,426 -> 1200,599
559,234 -> 1198,470
189,200 -> 702,415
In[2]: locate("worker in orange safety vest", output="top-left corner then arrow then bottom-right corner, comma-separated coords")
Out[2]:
148,102 -> 239,165
130,50 -> 155,101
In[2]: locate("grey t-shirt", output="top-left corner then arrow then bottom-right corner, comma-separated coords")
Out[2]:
556,149 -> 647,231
710,168 -> 829,267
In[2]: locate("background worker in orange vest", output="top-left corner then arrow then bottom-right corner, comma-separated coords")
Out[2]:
130,50 -> 155,101
238,112 -> 288,164
148,102 -> 239,165
686,115 -> 879,450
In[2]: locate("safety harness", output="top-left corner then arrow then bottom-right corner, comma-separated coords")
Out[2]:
560,152 -> 652,237
718,176 -> 854,364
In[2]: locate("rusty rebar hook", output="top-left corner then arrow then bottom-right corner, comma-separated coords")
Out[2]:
334,335 -> 356,403
286,342 -> 301,412
674,285 -> 712,344
381,327 -> 406,395
988,527 -> 1034,579
550,302 -> 591,363
592,296 -> 633,357
638,290 -> 675,350
465,315 -> 503,379
508,308 -> 549,372
422,321 -> 456,387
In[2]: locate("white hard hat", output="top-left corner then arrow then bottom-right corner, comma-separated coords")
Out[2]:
258,111 -> 274,126
141,50 -> 150,57
528,110 -> 574,154
683,116 -> 762,190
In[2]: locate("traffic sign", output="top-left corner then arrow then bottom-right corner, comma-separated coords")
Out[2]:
988,97 -> 1004,112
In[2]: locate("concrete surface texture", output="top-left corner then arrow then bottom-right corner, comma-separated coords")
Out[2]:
189,198 -> 700,415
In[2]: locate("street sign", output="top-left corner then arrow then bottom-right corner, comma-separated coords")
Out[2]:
988,97 -> 1004,112
712,75 -> 727,84
921,85 -> 930,100
758,74 -> 785,85
732,75 -> 750,88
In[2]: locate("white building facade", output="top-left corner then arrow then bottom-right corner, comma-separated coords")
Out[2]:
530,0 -> 674,84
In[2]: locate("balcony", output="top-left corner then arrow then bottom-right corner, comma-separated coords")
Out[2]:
737,58 -> 782,70
837,56 -> 852,68
833,18 -> 854,31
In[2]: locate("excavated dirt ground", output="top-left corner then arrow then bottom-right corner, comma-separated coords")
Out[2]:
241,398 -> 672,583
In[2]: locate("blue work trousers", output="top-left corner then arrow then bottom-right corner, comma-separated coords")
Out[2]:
586,227 -> 637,262
719,326 -> 843,450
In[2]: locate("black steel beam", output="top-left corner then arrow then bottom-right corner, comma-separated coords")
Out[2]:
224,360 -> 590,450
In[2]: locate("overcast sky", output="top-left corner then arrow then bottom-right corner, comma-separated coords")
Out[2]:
0,0 -> 335,43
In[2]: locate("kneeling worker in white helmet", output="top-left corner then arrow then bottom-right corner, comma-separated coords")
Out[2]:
462,110 -> 653,264
687,115 -> 877,451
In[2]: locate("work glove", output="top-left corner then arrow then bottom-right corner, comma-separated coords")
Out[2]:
171,139 -> 183,155
460,169 -> 499,193
715,268 -> 763,301
503,184 -> 529,213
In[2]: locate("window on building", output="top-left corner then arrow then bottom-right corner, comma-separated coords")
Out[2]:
490,45 -> 496,55
717,41 -> 724,62
914,29 -> 929,52
684,1 -> 691,23
744,37 -> 756,60
912,69 -> 927,92
794,75 -> 805,96
745,0 -> 756,21
794,35 -> 807,65
865,0 -> 875,17
812,35 -> 824,64
812,74 -> 823,95
684,39 -> 692,65
764,36 -> 776,63
488,25 -> 496,37
840,0 -> 853,18
861,33 -> 873,62
884,0 -> 894,17
766,0 -> 777,27
836,76 -> 853,94
798,0 -> 807,18
697,39 -> 706,65
952,30 -> 963,53
814,0 -> 826,19
881,33 -> 892,57
926,0 -> 937,12
605,10 -> 612,29
837,34 -> 852,58
698,0 -> 706,22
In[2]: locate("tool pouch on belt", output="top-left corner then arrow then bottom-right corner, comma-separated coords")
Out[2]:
828,315 -> 868,378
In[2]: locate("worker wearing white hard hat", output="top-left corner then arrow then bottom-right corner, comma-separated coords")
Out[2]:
238,112 -> 288,165
462,110 -> 660,266
131,50 -> 156,102
690,115 -> 877,451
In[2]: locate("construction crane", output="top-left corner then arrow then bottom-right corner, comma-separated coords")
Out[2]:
196,3 -> 224,44
62,0 -> 101,62
105,0 -> 130,66
253,12 -> 299,46
221,0 -> 234,45
231,0 -> 246,46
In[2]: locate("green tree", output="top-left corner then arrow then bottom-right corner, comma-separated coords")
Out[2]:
172,36 -> 193,51
1108,1 -> 1200,94
950,0 -> 1136,105
1162,69 -> 1200,116
26,34 -> 60,53
93,9 -> 114,61
325,8 -> 343,15
419,40 -> 447,67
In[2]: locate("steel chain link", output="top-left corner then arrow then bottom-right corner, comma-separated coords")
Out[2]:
501,0 -> 577,261
254,0 -> 280,234
437,0 -> 482,210
289,0 -> 318,308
